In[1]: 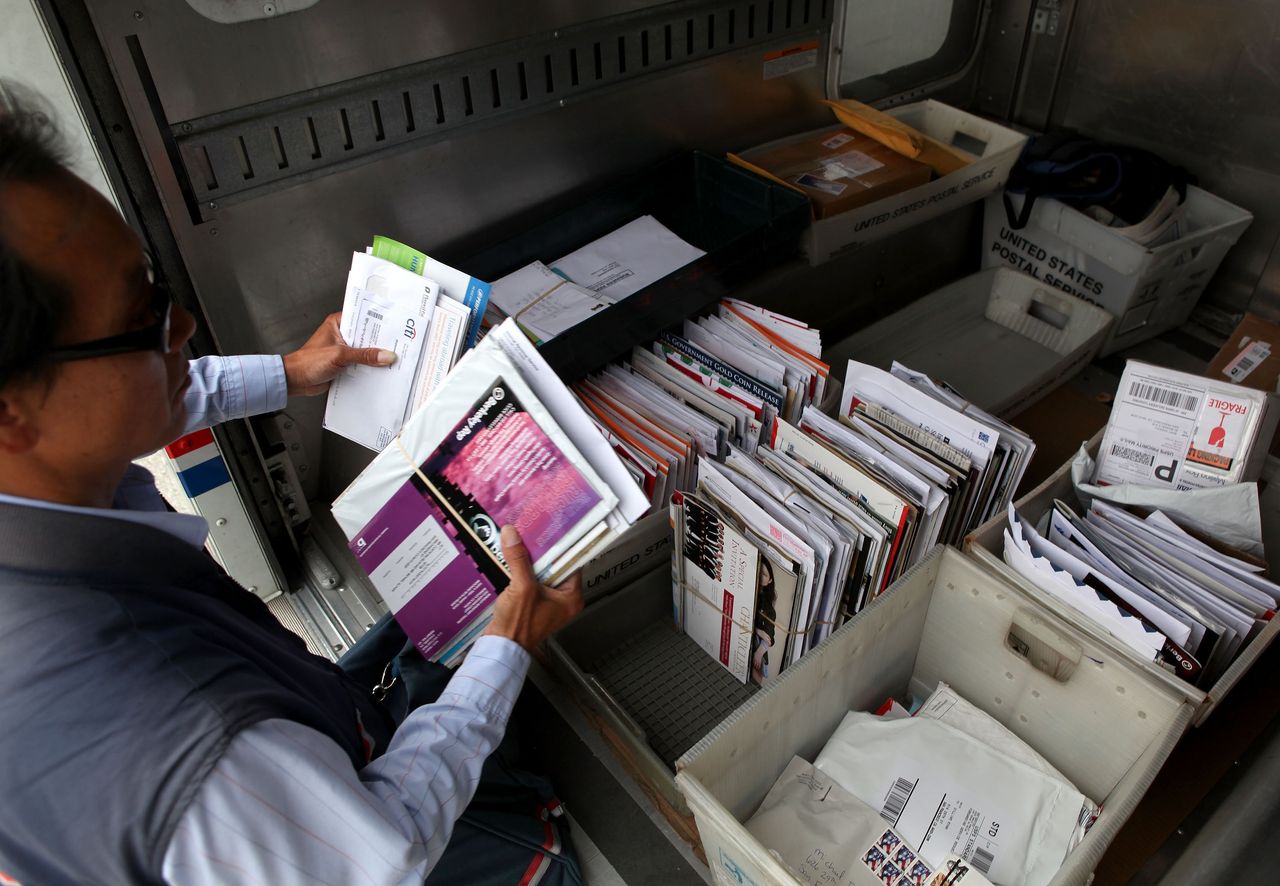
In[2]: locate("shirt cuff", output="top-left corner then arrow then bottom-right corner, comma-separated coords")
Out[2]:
442,636 -> 530,719
254,355 -> 289,414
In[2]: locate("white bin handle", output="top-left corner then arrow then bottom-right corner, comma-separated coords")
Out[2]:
1006,608 -> 1082,683
1026,291 -> 1072,331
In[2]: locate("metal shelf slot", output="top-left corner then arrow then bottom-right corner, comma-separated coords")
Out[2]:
168,0 -> 832,217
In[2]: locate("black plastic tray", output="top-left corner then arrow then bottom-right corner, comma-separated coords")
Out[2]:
461,151 -> 810,381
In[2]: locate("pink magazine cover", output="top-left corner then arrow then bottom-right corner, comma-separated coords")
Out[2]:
423,378 -> 604,564
349,377 -> 604,660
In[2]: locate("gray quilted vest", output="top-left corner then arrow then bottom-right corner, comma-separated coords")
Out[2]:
0,502 -> 394,884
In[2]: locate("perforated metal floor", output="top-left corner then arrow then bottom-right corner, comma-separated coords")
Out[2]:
589,621 -> 757,767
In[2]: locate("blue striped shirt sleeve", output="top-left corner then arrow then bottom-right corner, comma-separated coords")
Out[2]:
182,355 -> 288,435
161,636 -> 531,885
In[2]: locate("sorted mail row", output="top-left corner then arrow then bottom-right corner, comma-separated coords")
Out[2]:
991,355 -> 1280,686
569,299 -> 1034,686
1002,495 -> 1279,688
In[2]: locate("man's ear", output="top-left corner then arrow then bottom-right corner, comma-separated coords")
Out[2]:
0,390 -> 39,454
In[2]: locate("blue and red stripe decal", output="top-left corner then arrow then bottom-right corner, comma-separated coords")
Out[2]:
165,429 -> 233,498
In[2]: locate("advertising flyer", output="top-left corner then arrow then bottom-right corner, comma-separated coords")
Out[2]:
349,377 -> 605,660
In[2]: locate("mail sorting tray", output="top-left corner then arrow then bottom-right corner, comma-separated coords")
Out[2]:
460,150 -> 811,382
546,567 -> 760,841
965,432 -> 1280,726
823,267 -> 1114,419
673,546 -> 1197,886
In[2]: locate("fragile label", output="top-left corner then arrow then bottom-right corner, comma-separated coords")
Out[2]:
1188,393 -> 1251,470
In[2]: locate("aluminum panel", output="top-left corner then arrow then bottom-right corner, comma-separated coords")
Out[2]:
972,0 -> 1033,121
85,0 -> 671,121
144,2 -> 832,212
70,33 -> 827,496
1049,0 -> 1280,317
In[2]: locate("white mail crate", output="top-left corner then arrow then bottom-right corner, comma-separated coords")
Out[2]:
824,268 -> 1114,418
731,101 -> 1027,265
579,510 -> 671,604
965,434 -> 1280,726
674,546 -> 1195,886
983,189 -> 1252,356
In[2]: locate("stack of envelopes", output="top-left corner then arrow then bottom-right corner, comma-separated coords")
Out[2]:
1003,498 -> 1279,685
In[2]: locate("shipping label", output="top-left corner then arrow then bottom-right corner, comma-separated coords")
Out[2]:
1096,367 -> 1266,490
1222,339 -> 1271,383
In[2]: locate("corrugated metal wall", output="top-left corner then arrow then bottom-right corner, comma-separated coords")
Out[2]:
1047,0 -> 1280,324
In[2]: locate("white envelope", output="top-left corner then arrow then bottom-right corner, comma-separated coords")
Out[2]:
551,215 -> 705,302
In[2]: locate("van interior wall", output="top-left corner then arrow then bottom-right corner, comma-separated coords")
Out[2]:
1035,0 -> 1280,327
59,0 -> 1004,505
53,0 -> 1279,502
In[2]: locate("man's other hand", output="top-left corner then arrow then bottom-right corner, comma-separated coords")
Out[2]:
282,311 -> 397,396
483,525 -> 585,653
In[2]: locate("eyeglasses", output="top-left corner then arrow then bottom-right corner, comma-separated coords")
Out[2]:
47,254 -> 175,363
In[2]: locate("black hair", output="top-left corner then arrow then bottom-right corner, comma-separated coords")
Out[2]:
0,82 -> 72,391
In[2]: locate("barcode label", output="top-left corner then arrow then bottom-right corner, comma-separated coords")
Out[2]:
880,777 -> 914,824
1109,443 -> 1154,466
367,309 -> 385,321
971,848 -> 995,876
1223,340 -> 1271,382
1229,354 -> 1259,378
1129,381 -> 1199,413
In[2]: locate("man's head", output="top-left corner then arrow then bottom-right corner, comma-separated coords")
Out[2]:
0,86 -> 195,506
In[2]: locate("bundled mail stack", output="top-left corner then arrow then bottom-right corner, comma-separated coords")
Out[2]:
323,236 -> 492,451
570,301 -> 1034,686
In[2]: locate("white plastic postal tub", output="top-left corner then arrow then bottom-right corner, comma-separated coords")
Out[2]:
983,189 -> 1253,356
546,566 -> 758,841
673,546 -> 1195,886
964,433 -> 1280,726
578,509 -> 671,604
824,268 -> 1114,419
731,101 -> 1027,265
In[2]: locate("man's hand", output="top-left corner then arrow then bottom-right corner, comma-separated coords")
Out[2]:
282,311 -> 397,396
484,525 -> 584,653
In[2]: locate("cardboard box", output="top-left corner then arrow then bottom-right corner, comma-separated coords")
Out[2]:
741,128 -> 931,220
729,102 -> 1027,265
1207,313 -> 1280,392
